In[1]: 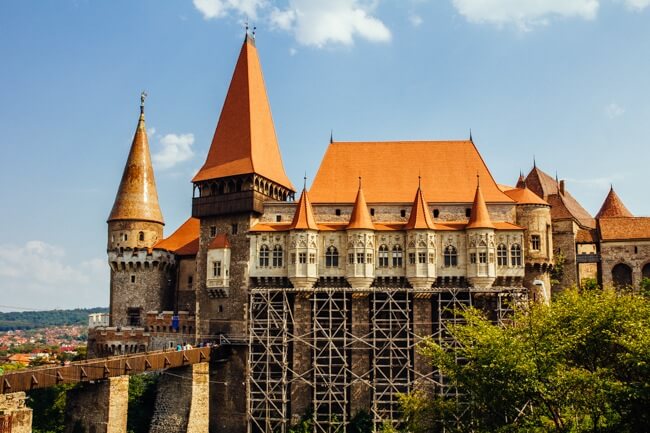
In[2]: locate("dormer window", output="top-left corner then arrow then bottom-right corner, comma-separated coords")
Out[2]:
433,209 -> 440,218
400,210 -> 406,218
465,208 -> 471,218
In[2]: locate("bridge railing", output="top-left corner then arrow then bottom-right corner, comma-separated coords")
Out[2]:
0,346 -> 212,394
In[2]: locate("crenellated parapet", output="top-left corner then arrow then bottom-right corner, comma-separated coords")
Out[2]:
108,248 -> 176,272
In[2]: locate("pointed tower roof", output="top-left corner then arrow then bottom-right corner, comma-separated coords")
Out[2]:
596,186 -> 633,219
289,187 -> 318,230
516,172 -> 526,189
108,94 -> 164,224
192,36 -> 294,191
405,180 -> 436,230
466,177 -> 495,229
347,179 -> 374,230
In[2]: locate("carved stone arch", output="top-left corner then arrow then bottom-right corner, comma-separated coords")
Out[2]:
254,177 -> 261,191
612,263 -> 633,288
643,262 -> 650,280
408,240 -> 415,248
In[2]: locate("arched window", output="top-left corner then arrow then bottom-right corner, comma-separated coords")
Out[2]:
139,231 -> 145,242
259,245 -> 270,267
272,245 -> 283,267
392,245 -> 403,267
510,244 -> 522,266
444,246 -> 458,267
325,246 -> 339,267
378,245 -> 389,268
612,263 -> 633,288
497,244 -> 507,266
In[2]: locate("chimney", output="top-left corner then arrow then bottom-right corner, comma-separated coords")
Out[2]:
559,180 -> 565,195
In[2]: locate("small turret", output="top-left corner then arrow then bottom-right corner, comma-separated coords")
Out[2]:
346,179 -> 375,289
596,186 -> 633,219
288,186 -> 319,288
405,180 -> 437,290
466,178 -> 496,288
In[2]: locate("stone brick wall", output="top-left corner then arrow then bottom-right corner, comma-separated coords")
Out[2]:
412,298 -> 433,392
290,294 -> 312,422
0,392 -> 32,433
87,327 -> 150,357
149,363 -> 209,433
551,220 -> 579,290
107,220 -> 163,251
350,295 -> 371,415
177,258 -> 197,312
600,240 -> 650,288
65,376 -> 129,433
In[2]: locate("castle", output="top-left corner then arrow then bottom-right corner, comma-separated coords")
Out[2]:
90,33 -> 650,432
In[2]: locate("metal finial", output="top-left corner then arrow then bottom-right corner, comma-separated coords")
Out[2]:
418,175 -> 422,189
533,155 -> 536,168
469,128 -> 473,142
140,91 -> 147,113
330,129 -> 333,144
476,173 -> 480,187
252,26 -> 256,38
304,172 -> 307,190
358,176 -> 362,190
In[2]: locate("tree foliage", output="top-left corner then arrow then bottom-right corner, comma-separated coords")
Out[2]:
0,307 -> 107,331
405,289 -> 650,433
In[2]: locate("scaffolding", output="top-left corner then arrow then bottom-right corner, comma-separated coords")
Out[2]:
247,286 -> 527,433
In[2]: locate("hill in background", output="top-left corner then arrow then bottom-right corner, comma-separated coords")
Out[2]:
0,308 -> 108,331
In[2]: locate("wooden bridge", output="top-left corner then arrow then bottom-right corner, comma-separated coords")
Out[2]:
0,346 -> 212,394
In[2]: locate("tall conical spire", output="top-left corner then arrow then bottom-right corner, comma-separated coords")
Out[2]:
596,186 -> 633,219
405,178 -> 435,230
193,36 -> 294,191
289,186 -> 318,230
347,178 -> 374,230
466,176 -> 494,229
516,171 -> 526,189
108,93 -> 164,224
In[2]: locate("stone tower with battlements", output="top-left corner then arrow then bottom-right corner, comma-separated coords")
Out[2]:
107,95 -> 174,328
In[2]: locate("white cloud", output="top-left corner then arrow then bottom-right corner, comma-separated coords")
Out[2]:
451,0 -> 599,30
622,0 -> 650,10
270,0 -> 391,47
193,0 -> 267,19
409,14 -> 423,27
153,133 -> 195,170
289,47 -> 298,55
0,241 -> 108,311
605,102 -> 625,118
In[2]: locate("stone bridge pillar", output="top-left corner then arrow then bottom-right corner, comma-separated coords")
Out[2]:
149,362 -> 209,433
65,375 -> 129,433
0,392 -> 32,433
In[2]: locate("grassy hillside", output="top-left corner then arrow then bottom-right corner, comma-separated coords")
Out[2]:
0,307 -> 108,331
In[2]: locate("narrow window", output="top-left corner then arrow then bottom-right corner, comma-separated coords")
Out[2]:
124,233 -> 128,241
429,253 -> 435,264
465,208 -> 471,218
299,252 -> 307,264
130,275 -> 136,283
479,252 -> 487,263
326,246 -> 339,267
259,245 -> 270,267
366,253 -> 373,264
272,245 -> 283,267
309,253 -> 316,264
370,208 -> 375,216
212,261 -> 222,277
400,210 -> 406,218
139,231 -> 145,242
218,305 -> 223,313
634,246 -> 638,254
188,276 -> 193,286
511,244 -> 522,266
276,215 -> 282,222
231,223 -> 238,235
335,209 -> 341,216
378,245 -> 389,268
470,253 -> 477,264
210,226 -> 217,237
444,246 -> 458,267
418,252 -> 426,264
497,244 -> 507,266
356,252 -> 365,264
531,235 -> 541,251
348,253 -> 354,265
291,253 -> 296,264
392,245 -> 403,267
408,253 -> 416,265
433,209 -> 440,218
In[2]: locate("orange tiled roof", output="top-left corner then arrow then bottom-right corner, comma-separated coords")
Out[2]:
466,182 -> 495,229
154,217 -> 200,255
404,185 -> 435,230
250,220 -> 523,232
596,187 -> 633,219
503,186 -> 549,206
192,37 -> 294,191
309,141 -> 515,204
525,166 -> 595,228
598,217 -> 650,241
289,189 -> 318,230
208,233 -> 231,249
108,107 -> 164,224
575,228 -> 597,243
347,184 -> 375,230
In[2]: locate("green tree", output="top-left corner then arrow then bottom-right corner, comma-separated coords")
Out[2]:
127,373 -> 159,433
406,288 -> 650,433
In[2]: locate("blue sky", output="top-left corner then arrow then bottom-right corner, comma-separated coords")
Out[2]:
0,0 -> 649,311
